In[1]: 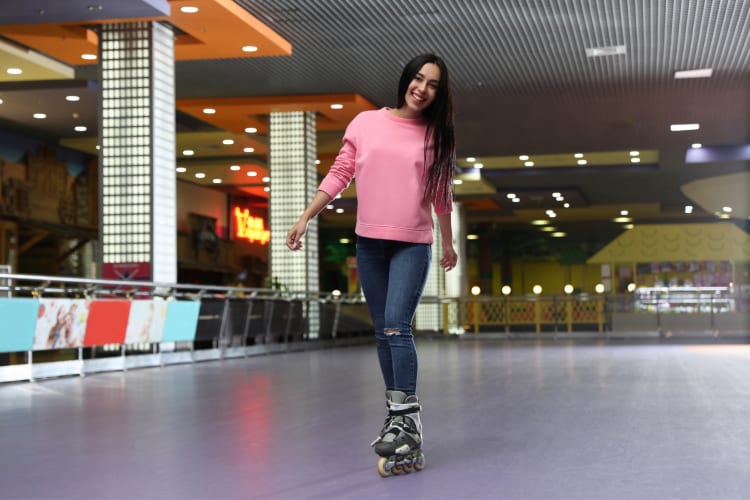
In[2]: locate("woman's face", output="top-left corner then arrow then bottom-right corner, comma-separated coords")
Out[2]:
402,62 -> 441,116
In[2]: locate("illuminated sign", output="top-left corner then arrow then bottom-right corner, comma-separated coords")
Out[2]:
233,207 -> 270,245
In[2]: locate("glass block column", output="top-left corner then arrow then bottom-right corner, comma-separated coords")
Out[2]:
269,112 -> 319,337
99,22 -> 176,283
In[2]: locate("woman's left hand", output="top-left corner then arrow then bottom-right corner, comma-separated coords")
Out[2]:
440,245 -> 458,272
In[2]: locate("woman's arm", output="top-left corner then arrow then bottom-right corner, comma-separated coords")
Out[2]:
286,190 -> 333,251
436,212 -> 457,271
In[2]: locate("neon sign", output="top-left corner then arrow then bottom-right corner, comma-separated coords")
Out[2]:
234,207 -> 270,245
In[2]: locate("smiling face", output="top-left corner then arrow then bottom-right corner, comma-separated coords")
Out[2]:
399,62 -> 441,118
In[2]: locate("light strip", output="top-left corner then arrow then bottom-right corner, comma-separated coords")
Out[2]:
674,68 -> 713,79
670,123 -> 700,132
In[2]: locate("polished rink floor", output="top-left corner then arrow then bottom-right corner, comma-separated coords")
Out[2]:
2,337 -> 750,500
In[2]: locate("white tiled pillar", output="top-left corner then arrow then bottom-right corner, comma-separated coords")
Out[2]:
98,22 -> 176,283
268,111 -> 320,337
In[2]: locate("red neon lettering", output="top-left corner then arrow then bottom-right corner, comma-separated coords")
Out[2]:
234,207 -> 270,245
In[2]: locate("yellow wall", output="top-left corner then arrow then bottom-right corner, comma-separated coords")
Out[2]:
468,258 -> 604,296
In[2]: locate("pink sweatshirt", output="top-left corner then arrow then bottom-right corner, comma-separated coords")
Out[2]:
318,108 -> 452,244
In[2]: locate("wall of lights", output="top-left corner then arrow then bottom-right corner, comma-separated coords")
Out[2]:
269,112 -> 319,336
99,22 -> 176,283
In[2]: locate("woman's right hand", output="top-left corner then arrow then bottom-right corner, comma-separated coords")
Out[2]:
286,219 -> 309,251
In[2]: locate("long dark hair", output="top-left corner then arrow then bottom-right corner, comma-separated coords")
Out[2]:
396,53 -> 455,209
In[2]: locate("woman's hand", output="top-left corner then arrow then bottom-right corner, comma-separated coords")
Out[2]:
286,219 -> 309,251
440,244 -> 458,271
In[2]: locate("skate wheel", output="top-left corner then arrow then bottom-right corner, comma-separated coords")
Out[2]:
392,464 -> 403,475
376,457 -> 392,478
403,463 -> 414,473
414,453 -> 425,471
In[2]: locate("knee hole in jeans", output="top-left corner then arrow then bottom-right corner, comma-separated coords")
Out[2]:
384,328 -> 400,336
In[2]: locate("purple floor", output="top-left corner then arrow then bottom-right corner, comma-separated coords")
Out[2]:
2,337 -> 750,499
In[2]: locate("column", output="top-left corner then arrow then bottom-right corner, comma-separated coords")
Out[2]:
268,111 -> 319,337
99,22 -> 176,283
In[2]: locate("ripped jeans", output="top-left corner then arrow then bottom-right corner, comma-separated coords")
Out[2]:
356,236 -> 431,395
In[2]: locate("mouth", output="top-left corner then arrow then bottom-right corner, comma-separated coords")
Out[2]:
410,91 -> 426,104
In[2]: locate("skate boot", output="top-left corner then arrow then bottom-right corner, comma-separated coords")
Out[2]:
371,390 -> 425,477
370,390 -> 395,447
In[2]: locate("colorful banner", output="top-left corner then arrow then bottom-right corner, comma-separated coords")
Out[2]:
33,299 -> 90,350
0,298 -> 39,353
161,301 -> 200,342
124,298 -> 168,344
83,300 -> 131,347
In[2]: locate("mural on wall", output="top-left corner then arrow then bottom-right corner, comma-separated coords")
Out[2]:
0,148 -> 96,228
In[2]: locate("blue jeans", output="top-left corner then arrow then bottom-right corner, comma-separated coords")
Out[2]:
356,236 -> 431,395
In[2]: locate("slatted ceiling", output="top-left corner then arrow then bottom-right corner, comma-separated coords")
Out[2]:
230,0 -> 750,99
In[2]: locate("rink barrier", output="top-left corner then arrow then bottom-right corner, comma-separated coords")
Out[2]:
0,273 -> 374,383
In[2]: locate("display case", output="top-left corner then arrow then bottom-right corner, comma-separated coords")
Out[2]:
635,286 -> 735,313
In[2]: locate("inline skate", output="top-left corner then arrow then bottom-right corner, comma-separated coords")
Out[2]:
370,390 -> 424,477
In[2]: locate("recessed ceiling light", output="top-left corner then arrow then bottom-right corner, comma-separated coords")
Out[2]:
613,217 -> 632,223
335,208 -> 344,213
81,54 -> 97,61
722,206 -> 732,213
264,187 -> 270,192
244,147 -> 255,153
674,68 -> 713,79
530,220 -> 549,226
176,167 -> 186,173
74,126 -> 87,132
624,224 -> 635,229
552,192 -> 561,197
242,45 -> 258,53
691,143 -> 702,149
229,165 -> 241,171
541,227 -> 556,232
630,157 -> 641,163
519,155 -> 529,161
524,161 -> 534,167
466,234 -> 479,240
551,232 -> 567,238
511,197 -> 520,203
577,159 -> 587,165
203,108 -> 216,114
574,153 -> 583,158
466,157 -> 476,162
195,172 -> 206,179
315,160 -> 321,165
33,113 -> 46,119
245,127 -> 257,133
66,95 -> 80,102
262,176 -> 270,182
183,150 -> 194,156
0,99 -> 3,104
212,178 -> 222,184
7,68 -> 22,75
620,210 -> 629,216
453,179 -> 463,185
506,193 -> 516,198
585,45 -> 626,57
684,205 -> 694,214
629,151 -> 640,156
330,104 -> 344,110
563,203 -> 570,208
474,163 -> 483,168
670,123 -> 700,132
181,6 -> 199,13
222,139 -> 234,145
246,171 -> 257,177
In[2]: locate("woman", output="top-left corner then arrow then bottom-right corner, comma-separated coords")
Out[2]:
286,53 -> 457,475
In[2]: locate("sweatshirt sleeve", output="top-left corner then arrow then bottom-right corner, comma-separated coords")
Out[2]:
317,115 -> 359,198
